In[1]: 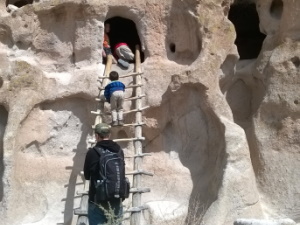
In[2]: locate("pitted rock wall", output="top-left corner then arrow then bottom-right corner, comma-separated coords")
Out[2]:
0,0 -> 299,225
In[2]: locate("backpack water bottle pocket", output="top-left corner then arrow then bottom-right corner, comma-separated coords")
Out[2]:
123,177 -> 130,199
95,180 -> 108,202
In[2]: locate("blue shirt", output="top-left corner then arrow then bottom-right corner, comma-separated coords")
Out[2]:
104,81 -> 125,102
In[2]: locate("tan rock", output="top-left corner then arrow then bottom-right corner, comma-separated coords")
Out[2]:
0,0 -> 299,225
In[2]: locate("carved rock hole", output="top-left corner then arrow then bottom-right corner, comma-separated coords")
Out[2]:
228,1 -> 266,60
291,56 -> 300,68
6,0 -> 33,7
104,16 -> 144,63
169,43 -> 176,53
294,100 -> 299,105
270,0 -> 283,19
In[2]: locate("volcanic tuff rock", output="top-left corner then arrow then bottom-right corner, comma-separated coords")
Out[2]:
0,0 -> 299,225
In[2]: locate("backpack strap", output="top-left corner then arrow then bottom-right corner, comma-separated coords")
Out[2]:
93,147 -> 107,180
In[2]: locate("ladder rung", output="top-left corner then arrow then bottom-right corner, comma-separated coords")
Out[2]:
92,107 -> 148,116
124,95 -> 146,101
92,122 -> 144,129
95,98 -> 104,102
98,76 -> 109,79
95,95 -> 145,102
125,205 -> 148,213
126,170 -> 154,176
98,72 -> 143,80
76,191 -> 88,196
125,153 -> 152,158
130,187 -> 151,193
74,209 -> 88,216
124,106 -> 149,114
97,78 -> 109,82
123,122 -> 145,127
114,137 -> 145,142
98,84 -> 143,91
90,110 -> 103,115
119,72 -> 143,78
88,137 -> 145,144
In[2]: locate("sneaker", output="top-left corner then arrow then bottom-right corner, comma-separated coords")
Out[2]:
118,120 -> 124,126
117,59 -> 129,69
111,121 -> 118,127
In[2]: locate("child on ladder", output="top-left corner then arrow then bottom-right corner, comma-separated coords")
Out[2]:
104,71 -> 125,126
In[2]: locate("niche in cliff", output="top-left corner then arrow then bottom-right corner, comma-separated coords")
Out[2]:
166,0 -> 202,65
0,105 -> 8,202
105,17 -> 144,63
6,0 -> 33,7
228,1 -> 266,59
270,0 -> 283,19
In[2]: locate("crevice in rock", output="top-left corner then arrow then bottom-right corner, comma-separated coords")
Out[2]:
219,53 -> 239,94
0,77 -> 3,88
104,16 -> 144,63
0,105 -> 8,202
228,1 -> 266,59
6,0 -> 33,7
145,83 -> 226,221
270,0 -> 283,19
166,0 -> 202,65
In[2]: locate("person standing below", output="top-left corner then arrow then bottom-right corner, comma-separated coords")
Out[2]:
104,71 -> 125,126
84,123 -> 124,225
114,42 -> 134,68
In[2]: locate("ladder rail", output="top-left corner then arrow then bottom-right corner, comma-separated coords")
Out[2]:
75,47 -> 151,225
130,45 -> 144,225
74,55 -> 113,225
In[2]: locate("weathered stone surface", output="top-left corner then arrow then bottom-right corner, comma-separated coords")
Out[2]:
234,218 -> 296,225
0,0 -> 299,225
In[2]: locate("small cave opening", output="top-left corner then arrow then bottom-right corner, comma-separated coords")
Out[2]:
270,0 -> 283,19
228,1 -> 266,60
104,17 -> 144,64
6,0 -> 33,7
169,43 -> 176,53
0,105 -> 8,202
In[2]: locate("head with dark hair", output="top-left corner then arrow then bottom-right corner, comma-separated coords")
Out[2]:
109,71 -> 119,81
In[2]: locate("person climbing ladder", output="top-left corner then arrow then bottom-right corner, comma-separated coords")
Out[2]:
104,71 -> 125,126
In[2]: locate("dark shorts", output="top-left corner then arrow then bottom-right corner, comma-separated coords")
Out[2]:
104,47 -> 112,55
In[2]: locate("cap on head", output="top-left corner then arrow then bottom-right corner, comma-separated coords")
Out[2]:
95,123 -> 111,136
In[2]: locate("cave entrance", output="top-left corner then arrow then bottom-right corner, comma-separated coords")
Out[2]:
228,1 -> 266,60
6,0 -> 33,7
0,105 -> 8,201
104,17 -> 144,63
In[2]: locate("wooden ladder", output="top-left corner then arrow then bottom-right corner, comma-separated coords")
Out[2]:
74,45 -> 153,225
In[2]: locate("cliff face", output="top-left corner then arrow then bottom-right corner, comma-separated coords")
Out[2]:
0,0 -> 299,225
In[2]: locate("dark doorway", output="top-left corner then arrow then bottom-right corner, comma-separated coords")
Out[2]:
105,17 -> 144,63
6,0 -> 33,7
228,2 -> 266,60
